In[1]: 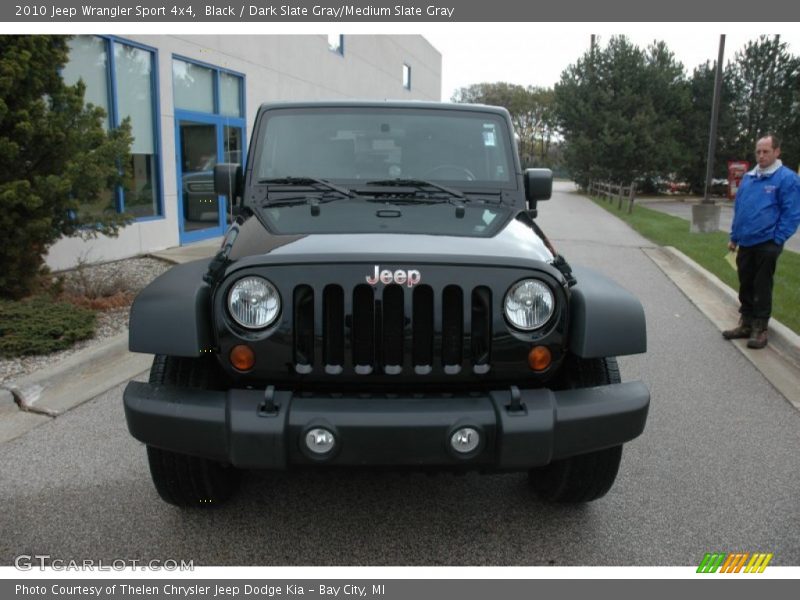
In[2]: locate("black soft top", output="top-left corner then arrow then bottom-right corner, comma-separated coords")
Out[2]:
256,100 -> 510,118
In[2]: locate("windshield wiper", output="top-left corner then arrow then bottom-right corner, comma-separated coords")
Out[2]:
363,178 -> 465,199
366,199 -> 457,210
257,176 -> 355,199
259,196 -> 334,216
460,190 -> 505,204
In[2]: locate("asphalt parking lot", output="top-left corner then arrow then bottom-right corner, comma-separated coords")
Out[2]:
1,182 -> 799,566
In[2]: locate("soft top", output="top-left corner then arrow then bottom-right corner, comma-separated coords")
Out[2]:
256,100 -> 510,118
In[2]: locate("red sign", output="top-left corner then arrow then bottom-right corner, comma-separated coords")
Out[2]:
727,161 -> 750,200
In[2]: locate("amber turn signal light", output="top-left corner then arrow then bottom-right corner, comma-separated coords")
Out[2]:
230,344 -> 255,371
528,346 -> 552,371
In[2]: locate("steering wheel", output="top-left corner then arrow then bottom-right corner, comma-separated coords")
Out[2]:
422,165 -> 476,181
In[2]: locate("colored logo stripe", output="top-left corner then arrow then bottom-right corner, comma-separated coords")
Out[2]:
697,553 -> 726,573
745,553 -> 773,573
720,553 -> 749,573
697,552 -> 773,573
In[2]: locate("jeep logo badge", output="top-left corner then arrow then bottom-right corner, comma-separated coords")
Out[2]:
366,265 -> 421,288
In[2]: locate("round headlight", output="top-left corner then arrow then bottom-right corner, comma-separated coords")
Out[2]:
504,279 -> 554,331
228,276 -> 280,329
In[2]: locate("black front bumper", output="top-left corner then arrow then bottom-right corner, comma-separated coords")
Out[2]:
123,381 -> 650,470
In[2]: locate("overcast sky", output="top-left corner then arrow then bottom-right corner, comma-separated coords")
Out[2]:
421,25 -> 800,101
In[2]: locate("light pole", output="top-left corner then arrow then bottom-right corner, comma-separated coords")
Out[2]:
703,34 -> 726,204
691,34 -> 726,232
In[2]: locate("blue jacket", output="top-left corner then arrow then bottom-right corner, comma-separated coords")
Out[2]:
730,165 -> 800,247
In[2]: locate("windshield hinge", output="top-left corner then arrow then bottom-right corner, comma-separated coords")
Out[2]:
203,249 -> 231,287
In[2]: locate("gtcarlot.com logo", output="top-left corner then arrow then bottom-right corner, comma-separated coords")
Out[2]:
697,552 -> 773,573
14,555 -> 194,571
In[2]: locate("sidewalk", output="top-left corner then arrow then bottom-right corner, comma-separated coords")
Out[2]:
645,246 -> 800,409
637,196 -> 800,253
151,237 -> 222,264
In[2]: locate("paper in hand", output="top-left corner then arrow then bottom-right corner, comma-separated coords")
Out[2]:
725,250 -> 738,271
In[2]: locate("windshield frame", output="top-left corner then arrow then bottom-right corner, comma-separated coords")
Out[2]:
246,104 -> 522,201
254,196 -> 516,238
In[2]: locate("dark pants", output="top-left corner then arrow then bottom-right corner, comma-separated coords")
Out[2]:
736,241 -> 783,321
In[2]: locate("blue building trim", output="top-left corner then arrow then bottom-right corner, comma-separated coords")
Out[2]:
173,54 -> 246,245
105,36 -> 123,214
97,34 -> 164,222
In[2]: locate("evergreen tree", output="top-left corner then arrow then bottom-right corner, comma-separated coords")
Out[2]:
677,61 -> 737,193
0,36 -> 132,299
554,36 -> 691,187
728,35 -> 800,170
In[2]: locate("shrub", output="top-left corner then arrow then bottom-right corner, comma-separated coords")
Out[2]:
0,296 -> 96,358
0,36 -> 133,300
58,258 -> 136,310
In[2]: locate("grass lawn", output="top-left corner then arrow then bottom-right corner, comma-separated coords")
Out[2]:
589,196 -> 800,335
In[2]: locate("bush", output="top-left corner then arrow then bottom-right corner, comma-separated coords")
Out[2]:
0,36 -> 133,300
58,258 -> 136,310
0,296 -> 96,358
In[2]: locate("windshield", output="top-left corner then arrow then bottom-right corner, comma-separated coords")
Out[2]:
252,107 -> 515,186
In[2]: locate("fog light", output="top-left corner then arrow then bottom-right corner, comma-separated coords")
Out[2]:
230,344 -> 255,371
306,428 -> 336,455
450,427 -> 480,454
528,346 -> 552,371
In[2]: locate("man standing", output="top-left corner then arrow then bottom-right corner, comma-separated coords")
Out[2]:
723,134 -> 800,348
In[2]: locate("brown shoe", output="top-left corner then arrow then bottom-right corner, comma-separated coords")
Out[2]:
747,319 -> 768,349
722,318 -> 752,340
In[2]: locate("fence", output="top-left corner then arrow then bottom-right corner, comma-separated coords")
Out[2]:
588,180 -> 636,213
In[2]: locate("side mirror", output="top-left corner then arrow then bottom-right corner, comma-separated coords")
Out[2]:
214,163 -> 243,205
525,168 -> 553,205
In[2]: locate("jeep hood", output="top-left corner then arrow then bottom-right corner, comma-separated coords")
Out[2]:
225,213 -> 555,270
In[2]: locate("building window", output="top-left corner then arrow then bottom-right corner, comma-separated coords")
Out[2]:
114,42 -> 158,218
403,63 -> 411,90
172,57 -> 246,242
62,36 -> 111,129
172,59 -> 215,113
328,34 -> 344,55
219,71 -> 243,118
63,36 -> 162,220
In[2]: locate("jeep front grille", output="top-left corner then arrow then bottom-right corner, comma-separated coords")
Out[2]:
292,283 -> 492,376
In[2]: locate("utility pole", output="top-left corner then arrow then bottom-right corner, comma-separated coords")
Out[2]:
691,34 -> 725,233
703,34 -> 726,204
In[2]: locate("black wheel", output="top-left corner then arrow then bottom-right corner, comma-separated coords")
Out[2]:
529,356 -> 624,503
145,355 -> 239,507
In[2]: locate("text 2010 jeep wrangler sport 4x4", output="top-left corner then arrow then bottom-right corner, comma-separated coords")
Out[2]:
124,101 -> 649,506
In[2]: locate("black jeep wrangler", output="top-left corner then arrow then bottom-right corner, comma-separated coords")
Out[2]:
124,101 -> 649,506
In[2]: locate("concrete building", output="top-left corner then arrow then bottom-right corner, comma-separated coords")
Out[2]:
46,34 -> 442,271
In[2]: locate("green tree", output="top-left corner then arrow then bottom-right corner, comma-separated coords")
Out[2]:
551,47 -> 605,187
677,61 -> 738,193
452,82 -> 559,168
728,35 -> 800,170
554,36 -> 691,187
0,36 -> 132,299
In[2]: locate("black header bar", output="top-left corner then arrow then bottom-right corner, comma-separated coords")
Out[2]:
4,0 -> 798,22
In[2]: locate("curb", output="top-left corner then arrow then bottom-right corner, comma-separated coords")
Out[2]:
0,332 -> 151,444
0,241 -> 220,445
660,246 -> 800,369
644,246 -> 800,409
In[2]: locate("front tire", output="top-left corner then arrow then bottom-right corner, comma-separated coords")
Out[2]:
528,356 -> 624,503
145,355 -> 239,507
